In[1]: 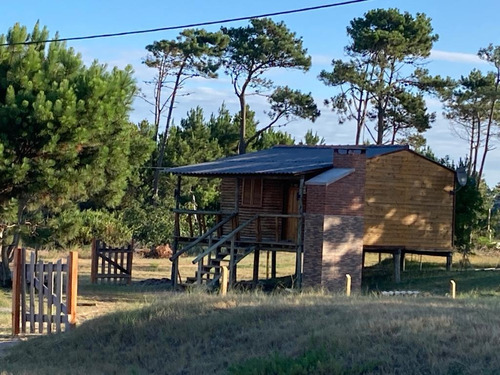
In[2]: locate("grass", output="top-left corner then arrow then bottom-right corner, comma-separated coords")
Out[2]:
3,293 -> 500,374
1,249 -> 500,374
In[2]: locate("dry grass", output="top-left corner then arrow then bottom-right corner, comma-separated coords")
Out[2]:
1,249 -> 500,374
2,292 -> 500,374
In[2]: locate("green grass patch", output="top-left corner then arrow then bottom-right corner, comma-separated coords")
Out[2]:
363,259 -> 500,296
229,348 -> 380,375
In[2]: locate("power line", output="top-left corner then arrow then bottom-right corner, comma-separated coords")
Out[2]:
1,0 -> 370,46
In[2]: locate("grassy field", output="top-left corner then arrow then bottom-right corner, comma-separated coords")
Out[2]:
0,250 -> 499,374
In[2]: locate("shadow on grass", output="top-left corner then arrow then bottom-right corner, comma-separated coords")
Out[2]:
3,292 -> 500,375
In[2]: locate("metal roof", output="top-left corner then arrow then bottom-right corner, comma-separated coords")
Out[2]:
305,168 -> 354,186
166,146 -> 334,176
165,145 -> 408,177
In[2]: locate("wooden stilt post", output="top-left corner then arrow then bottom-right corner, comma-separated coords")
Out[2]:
171,176 -> 181,287
271,251 -> 277,279
295,177 -> 305,288
394,249 -> 401,283
446,253 -> 453,271
266,251 -> 270,279
253,249 -> 260,285
401,252 -> 406,272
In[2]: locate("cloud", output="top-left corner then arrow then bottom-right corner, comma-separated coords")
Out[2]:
430,50 -> 487,65
311,54 -> 334,66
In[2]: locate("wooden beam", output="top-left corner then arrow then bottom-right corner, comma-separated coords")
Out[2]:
171,175 -> 181,287
11,248 -> 22,336
271,251 -> 277,279
67,251 -> 78,328
295,177 -> 305,288
394,249 -> 401,283
446,253 -> 453,271
253,249 -> 260,285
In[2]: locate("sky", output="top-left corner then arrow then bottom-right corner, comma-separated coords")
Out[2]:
1,0 -> 500,186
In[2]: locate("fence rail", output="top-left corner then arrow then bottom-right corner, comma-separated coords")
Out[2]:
90,239 -> 133,284
12,248 -> 78,335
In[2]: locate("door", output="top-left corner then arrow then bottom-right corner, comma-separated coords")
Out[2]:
285,186 -> 299,241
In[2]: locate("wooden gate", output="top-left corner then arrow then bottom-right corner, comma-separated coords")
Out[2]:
11,248 -> 78,335
90,239 -> 133,284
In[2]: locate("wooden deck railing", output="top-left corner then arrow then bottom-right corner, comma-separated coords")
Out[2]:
170,211 -> 237,261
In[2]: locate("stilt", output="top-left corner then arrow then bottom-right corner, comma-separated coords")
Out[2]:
253,249 -> 260,285
446,253 -> 453,271
400,252 -> 406,272
295,177 -> 305,288
394,249 -> 401,283
271,251 -> 277,279
171,176 -> 181,287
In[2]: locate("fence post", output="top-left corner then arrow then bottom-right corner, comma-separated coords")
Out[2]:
67,251 -> 78,328
345,274 -> 351,297
90,238 -> 97,284
450,280 -> 456,299
220,266 -> 229,296
126,242 -> 133,285
11,248 -> 22,336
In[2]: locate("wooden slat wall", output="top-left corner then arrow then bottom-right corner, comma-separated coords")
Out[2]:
363,151 -> 455,250
220,177 -> 286,240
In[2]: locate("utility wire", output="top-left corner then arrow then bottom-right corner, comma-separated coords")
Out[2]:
1,0 -> 369,46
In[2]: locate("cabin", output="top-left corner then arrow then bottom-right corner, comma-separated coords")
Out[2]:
166,145 -> 456,291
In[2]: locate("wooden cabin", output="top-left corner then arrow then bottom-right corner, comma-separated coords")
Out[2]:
166,145 -> 456,291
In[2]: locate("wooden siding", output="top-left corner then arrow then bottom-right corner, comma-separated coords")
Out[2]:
364,151 -> 455,250
220,178 -> 287,241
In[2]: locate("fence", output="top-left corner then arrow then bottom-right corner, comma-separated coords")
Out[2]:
90,239 -> 133,284
11,248 -> 78,335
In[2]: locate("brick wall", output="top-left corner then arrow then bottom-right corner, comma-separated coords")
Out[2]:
303,213 -> 324,287
321,215 -> 364,290
303,149 -> 366,291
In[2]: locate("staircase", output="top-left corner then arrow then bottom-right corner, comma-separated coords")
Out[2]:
186,245 -> 256,287
174,214 -> 260,289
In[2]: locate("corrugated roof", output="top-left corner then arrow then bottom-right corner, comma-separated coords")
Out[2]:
166,146 -> 334,176
165,145 -> 408,177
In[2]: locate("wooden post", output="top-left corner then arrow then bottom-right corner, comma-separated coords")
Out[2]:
253,249 -> 260,285
11,248 -> 22,336
229,237 -> 236,285
90,238 -> 97,284
295,177 -> 305,288
401,252 -> 406,272
171,176 -> 181,287
450,280 -> 456,299
345,274 -> 351,297
394,249 -> 401,283
446,253 -> 453,271
220,266 -> 229,296
266,251 -> 270,279
126,242 -> 133,285
67,251 -> 78,328
271,251 -> 277,279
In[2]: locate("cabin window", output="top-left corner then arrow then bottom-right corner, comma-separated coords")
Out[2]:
241,178 -> 263,207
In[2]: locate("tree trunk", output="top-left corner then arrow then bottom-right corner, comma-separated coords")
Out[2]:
0,228 -> 12,288
152,60 -> 187,199
238,94 -> 247,154
376,101 -> 385,145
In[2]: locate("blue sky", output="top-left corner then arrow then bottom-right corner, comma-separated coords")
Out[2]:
1,0 -> 499,186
